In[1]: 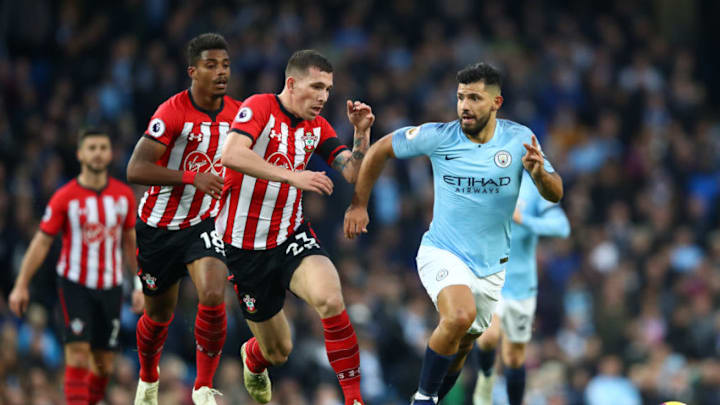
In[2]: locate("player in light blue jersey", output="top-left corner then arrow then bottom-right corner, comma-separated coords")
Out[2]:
472,170 -> 570,405
344,62 -> 563,405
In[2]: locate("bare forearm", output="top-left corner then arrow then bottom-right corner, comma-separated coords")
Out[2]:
351,134 -> 393,207
16,232 -> 53,287
334,129 -> 370,183
122,231 -> 137,276
532,171 -> 563,203
126,159 -> 185,186
222,147 -> 292,183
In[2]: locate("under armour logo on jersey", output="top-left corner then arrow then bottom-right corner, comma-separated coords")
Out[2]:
188,132 -> 203,142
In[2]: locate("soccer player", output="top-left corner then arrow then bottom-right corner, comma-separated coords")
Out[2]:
473,170 -> 570,405
344,62 -> 564,404
216,49 -> 374,405
9,129 -> 142,405
126,33 -> 241,405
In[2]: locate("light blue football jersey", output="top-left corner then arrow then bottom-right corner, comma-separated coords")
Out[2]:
392,119 -> 555,278
502,171 -> 570,300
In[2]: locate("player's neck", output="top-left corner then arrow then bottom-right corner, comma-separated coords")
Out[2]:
277,90 -> 302,120
189,85 -> 222,111
78,170 -> 108,191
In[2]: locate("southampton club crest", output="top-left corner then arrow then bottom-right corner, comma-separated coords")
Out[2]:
301,131 -> 320,152
70,318 -> 85,335
142,273 -> 158,291
242,294 -> 257,313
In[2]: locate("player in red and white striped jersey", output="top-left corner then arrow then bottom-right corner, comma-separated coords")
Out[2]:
126,33 -> 238,405
218,50 -> 374,405
9,129 -> 143,405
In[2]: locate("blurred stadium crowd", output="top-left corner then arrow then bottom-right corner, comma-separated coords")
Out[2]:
2,0 -> 720,404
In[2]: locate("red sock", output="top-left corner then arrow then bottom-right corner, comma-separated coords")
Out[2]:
322,310 -> 363,405
194,303 -> 227,389
88,373 -> 109,405
136,312 -> 173,383
64,366 -> 89,405
244,337 -> 272,373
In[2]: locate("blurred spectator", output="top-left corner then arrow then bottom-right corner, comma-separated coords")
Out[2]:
1,1 -> 719,404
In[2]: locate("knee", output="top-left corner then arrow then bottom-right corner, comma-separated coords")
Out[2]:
441,308 -> 476,334
263,340 -> 293,365
94,360 -> 114,377
145,307 -> 174,323
313,293 -> 345,318
65,344 -> 91,367
504,344 -> 526,368
198,286 -> 224,306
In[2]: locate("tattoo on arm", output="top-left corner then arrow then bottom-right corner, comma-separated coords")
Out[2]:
332,136 -> 369,179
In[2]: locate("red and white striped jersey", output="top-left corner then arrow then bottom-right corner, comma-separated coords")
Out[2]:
216,94 -> 348,250
40,178 -> 136,289
138,89 -> 242,230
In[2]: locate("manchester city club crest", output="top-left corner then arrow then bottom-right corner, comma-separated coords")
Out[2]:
301,131 -> 319,152
494,150 -> 512,168
243,294 -> 257,313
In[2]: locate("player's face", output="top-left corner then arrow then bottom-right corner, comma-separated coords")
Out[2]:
290,67 -> 333,120
77,136 -> 112,173
189,49 -> 231,98
457,82 -> 502,136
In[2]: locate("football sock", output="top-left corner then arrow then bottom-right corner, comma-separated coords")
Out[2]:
244,337 -> 272,373
321,310 -> 362,405
64,366 -> 89,405
88,372 -> 109,405
194,303 -> 227,389
477,347 -> 496,377
417,345 -> 454,397
437,370 -> 461,400
136,312 -> 173,383
505,366 -> 526,405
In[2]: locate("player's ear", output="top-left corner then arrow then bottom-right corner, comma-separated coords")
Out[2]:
493,95 -> 504,111
187,65 -> 196,80
286,76 -> 295,92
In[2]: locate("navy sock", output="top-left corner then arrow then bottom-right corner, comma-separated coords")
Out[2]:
417,346 -> 454,397
476,348 -> 496,377
437,371 -> 461,400
505,366 -> 526,405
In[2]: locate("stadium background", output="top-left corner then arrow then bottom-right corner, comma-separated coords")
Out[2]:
2,0 -> 720,404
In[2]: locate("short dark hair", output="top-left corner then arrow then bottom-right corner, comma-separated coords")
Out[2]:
456,62 -> 503,89
186,33 -> 229,66
285,49 -> 333,77
77,128 -> 110,147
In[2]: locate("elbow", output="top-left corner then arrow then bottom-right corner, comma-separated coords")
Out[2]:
126,163 -> 140,184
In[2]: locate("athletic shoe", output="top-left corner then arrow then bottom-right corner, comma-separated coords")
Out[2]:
472,372 -> 495,405
241,342 -> 272,403
191,386 -> 223,404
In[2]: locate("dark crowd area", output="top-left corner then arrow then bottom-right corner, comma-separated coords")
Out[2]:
1,0 -> 720,404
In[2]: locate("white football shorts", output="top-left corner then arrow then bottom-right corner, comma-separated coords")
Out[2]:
416,245 -> 505,334
495,296 -> 537,343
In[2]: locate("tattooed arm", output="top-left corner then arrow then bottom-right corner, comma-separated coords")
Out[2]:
332,100 -> 374,184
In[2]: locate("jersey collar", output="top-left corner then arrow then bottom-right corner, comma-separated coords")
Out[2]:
275,95 -> 304,127
187,88 -> 224,122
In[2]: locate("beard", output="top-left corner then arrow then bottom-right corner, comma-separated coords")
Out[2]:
85,162 -> 108,174
460,112 -> 491,137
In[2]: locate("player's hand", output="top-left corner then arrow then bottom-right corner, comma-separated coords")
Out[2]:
9,284 -> 30,317
131,289 -> 145,314
288,170 -> 334,195
522,135 -> 544,178
346,100 -> 375,132
344,204 -> 369,239
512,207 -> 522,224
193,172 -> 224,199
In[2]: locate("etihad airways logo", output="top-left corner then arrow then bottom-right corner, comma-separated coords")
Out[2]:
442,175 -> 511,194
